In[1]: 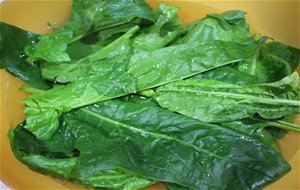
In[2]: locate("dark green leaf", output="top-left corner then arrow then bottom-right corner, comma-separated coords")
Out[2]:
65,100 -> 290,189
9,124 -> 155,190
261,42 -> 300,72
0,22 -> 51,89
126,95 -> 292,148
63,22 -> 136,62
63,23 -> 135,62
266,127 -> 287,140
193,66 -> 259,86
56,100 -> 292,189
236,41 -> 300,83
221,119 -> 278,149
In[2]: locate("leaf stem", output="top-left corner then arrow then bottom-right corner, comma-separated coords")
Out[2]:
157,88 -> 300,106
20,86 -> 47,95
252,118 -> 300,133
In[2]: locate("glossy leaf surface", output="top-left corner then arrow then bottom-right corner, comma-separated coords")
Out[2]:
11,100 -> 291,189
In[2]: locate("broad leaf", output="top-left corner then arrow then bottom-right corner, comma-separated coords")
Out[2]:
177,10 -> 253,44
155,72 -> 300,123
23,68 -> 136,140
129,40 -> 258,90
9,124 -> 155,190
11,99 -> 291,189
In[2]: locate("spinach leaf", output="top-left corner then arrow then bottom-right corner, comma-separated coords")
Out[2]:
25,0 -> 155,63
221,119 -> 279,149
236,41 -> 300,83
127,95 -> 294,149
266,127 -> 287,140
92,0 -> 155,28
154,72 -> 300,123
9,124 -> 155,190
11,99 -> 291,189
193,66 -> 259,86
58,22 -> 134,64
0,23 -> 50,89
223,119 -> 300,148
261,42 -> 299,71
23,40 -> 258,140
40,26 -> 139,83
256,119 -> 300,135
177,10 -> 253,44
129,40 -> 259,90
23,68 -> 136,140
64,22 -> 136,62
125,94 -> 159,107
132,3 -> 183,53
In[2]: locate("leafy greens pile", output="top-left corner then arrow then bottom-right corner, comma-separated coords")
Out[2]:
1,0 -> 300,190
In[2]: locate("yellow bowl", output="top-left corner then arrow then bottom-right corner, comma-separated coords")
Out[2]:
0,0 -> 299,189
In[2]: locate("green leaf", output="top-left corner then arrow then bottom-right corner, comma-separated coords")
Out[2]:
25,0 -> 155,63
11,99 -> 291,189
127,95 -> 294,147
236,41 -> 300,83
0,22 -> 51,89
129,40 -> 259,90
9,124 -> 155,189
265,127 -> 287,140
213,10 -> 250,30
63,23 -> 136,62
66,99 -> 290,189
155,72 -> 300,123
177,10 -> 253,44
221,119 -> 279,149
23,68 -> 136,140
193,66 -> 259,86
125,94 -> 159,107
41,26 -> 139,83
132,3 -> 183,52
260,42 -> 299,72
93,0 -> 155,28
253,118 -> 300,133
63,22 -> 136,63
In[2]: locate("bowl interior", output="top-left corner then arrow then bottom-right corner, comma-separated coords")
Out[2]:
0,1 -> 299,189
